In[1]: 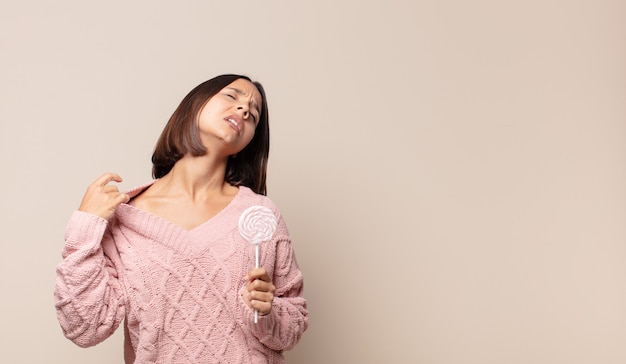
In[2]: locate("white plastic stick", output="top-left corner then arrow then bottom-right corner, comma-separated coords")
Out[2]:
254,244 -> 260,323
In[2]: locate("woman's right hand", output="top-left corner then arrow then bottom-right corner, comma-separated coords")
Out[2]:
78,173 -> 130,220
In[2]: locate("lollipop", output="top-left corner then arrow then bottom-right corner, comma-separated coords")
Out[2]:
238,205 -> 277,322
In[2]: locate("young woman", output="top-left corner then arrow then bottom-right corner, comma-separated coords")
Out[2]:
54,74 -> 309,363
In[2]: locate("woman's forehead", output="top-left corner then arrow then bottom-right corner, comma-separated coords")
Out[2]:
224,79 -> 263,105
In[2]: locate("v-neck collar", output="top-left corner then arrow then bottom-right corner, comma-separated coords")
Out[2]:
114,181 -> 251,255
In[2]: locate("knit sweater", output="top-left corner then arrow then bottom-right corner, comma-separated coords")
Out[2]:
54,183 -> 308,363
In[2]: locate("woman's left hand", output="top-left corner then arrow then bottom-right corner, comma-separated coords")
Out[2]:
243,268 -> 275,317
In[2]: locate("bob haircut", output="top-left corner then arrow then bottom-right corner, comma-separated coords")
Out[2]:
151,74 -> 270,195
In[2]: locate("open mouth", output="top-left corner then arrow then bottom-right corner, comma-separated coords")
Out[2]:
226,117 -> 240,132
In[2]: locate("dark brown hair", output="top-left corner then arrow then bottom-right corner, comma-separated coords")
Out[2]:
151,74 -> 270,195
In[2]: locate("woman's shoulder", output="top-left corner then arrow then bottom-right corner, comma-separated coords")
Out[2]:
236,186 -> 281,212
124,180 -> 158,200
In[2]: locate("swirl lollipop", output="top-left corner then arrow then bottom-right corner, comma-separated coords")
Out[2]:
238,205 -> 277,322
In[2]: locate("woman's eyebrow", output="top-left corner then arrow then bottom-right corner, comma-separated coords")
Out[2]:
226,87 -> 261,115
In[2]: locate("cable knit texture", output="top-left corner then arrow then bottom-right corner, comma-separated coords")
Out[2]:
54,183 -> 308,363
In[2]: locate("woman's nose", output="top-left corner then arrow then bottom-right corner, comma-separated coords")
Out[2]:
237,105 -> 250,119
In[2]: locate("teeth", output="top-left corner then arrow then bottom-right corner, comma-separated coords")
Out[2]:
228,118 -> 237,126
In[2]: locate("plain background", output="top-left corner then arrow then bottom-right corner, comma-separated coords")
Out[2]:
1,1 -> 625,363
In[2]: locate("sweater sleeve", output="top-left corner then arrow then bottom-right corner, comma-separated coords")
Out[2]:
54,211 -> 126,348
247,218 -> 309,351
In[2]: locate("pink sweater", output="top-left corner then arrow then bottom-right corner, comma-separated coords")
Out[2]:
54,183 -> 308,363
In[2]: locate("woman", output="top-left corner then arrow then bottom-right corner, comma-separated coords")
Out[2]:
54,74 -> 309,363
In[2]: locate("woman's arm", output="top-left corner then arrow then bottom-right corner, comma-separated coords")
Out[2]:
247,236 -> 309,351
54,173 -> 129,347
54,211 -> 126,347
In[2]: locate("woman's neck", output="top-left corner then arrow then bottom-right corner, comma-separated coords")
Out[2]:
157,154 -> 234,201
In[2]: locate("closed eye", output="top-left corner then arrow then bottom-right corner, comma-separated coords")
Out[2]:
223,89 -> 259,122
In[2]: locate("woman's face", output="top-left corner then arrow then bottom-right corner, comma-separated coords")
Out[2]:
196,78 -> 263,156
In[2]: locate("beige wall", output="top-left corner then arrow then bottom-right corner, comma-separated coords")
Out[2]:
1,1 -> 625,363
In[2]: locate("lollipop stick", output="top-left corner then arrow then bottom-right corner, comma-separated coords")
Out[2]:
255,244 -> 260,269
254,244 -> 260,323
